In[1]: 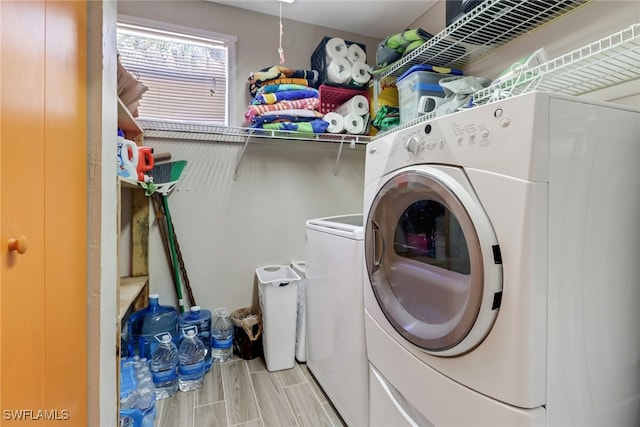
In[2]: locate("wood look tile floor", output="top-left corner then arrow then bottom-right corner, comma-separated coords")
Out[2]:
155,356 -> 346,427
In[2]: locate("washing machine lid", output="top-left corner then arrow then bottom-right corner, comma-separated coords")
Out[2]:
305,214 -> 364,239
365,166 -> 502,356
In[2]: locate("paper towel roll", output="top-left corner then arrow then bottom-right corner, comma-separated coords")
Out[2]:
343,114 -> 365,135
350,61 -> 371,86
324,112 -> 344,133
335,94 -> 369,116
347,43 -> 366,64
325,37 -> 348,60
326,58 -> 352,85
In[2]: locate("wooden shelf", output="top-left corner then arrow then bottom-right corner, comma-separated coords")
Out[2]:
118,97 -> 144,144
118,276 -> 149,322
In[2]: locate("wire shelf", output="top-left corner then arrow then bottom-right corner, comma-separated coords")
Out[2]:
378,0 -> 590,79
471,23 -> 640,106
373,23 -> 640,141
138,119 -> 371,145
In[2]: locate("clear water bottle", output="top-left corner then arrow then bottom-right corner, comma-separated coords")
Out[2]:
177,328 -> 205,392
211,307 -> 234,363
119,357 -> 156,427
127,294 -> 178,359
178,306 -> 212,372
150,333 -> 179,399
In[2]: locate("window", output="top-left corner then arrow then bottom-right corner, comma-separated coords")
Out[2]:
117,17 -> 236,126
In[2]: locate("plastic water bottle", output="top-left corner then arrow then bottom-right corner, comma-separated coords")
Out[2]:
177,328 -> 205,392
178,306 -> 212,372
211,307 -> 234,363
150,333 -> 179,399
127,294 -> 178,359
119,357 -> 156,427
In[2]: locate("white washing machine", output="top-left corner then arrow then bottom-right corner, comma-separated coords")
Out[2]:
363,91 -> 640,426
305,214 -> 368,427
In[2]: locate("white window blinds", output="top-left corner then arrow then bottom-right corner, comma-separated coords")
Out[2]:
117,22 -> 229,125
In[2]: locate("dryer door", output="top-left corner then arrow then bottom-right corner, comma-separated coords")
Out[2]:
365,166 -> 502,356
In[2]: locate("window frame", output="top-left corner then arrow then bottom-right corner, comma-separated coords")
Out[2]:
117,14 -> 238,127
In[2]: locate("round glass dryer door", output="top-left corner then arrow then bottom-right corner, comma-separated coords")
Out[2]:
365,166 -> 503,356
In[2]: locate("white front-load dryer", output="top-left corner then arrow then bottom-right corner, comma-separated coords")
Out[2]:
363,91 -> 640,426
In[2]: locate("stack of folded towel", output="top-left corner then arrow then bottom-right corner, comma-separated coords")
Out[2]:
245,66 -> 330,134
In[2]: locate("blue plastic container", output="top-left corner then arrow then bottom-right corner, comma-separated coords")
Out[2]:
127,294 -> 179,359
178,306 -> 212,372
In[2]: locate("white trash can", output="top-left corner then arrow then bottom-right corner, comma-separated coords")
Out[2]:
256,265 -> 301,371
290,261 -> 307,363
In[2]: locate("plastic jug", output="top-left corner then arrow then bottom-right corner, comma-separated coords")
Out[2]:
118,137 -> 139,180
127,294 -> 179,359
178,306 -> 212,372
137,146 -> 154,181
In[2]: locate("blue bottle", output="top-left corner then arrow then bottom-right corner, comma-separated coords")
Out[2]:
177,328 -> 206,392
127,294 -> 178,359
178,306 -> 212,372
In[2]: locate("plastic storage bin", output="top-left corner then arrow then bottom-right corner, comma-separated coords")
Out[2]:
318,84 -> 369,114
290,261 -> 307,362
397,64 -> 462,124
256,265 -> 301,371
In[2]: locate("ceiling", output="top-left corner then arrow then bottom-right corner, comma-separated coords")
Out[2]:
208,0 -> 439,40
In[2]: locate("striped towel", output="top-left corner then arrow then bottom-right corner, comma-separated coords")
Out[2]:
245,98 -> 320,122
252,88 -> 319,105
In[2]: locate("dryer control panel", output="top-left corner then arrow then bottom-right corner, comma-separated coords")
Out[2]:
382,94 -> 538,181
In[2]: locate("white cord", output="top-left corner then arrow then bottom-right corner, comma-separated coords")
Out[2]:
278,2 -> 285,64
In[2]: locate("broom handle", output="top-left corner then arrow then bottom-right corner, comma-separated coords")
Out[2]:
170,227 -> 197,308
152,194 -> 179,293
153,193 -> 197,309
162,194 -> 186,313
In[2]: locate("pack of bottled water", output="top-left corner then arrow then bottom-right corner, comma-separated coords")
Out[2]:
119,356 -> 156,427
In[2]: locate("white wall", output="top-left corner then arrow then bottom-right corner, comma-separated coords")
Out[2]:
145,139 -> 365,315
89,1 -> 119,425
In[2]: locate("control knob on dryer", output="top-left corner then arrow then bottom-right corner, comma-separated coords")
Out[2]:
404,136 -> 420,154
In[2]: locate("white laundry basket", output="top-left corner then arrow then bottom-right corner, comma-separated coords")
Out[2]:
256,265 -> 301,371
290,261 -> 307,362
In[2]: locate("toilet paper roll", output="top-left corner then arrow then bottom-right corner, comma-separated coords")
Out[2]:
335,94 -> 369,116
343,114 -> 365,134
347,43 -> 367,64
350,61 -> 371,86
418,95 -> 446,114
326,58 -> 352,85
325,37 -> 348,61
324,112 -> 344,133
